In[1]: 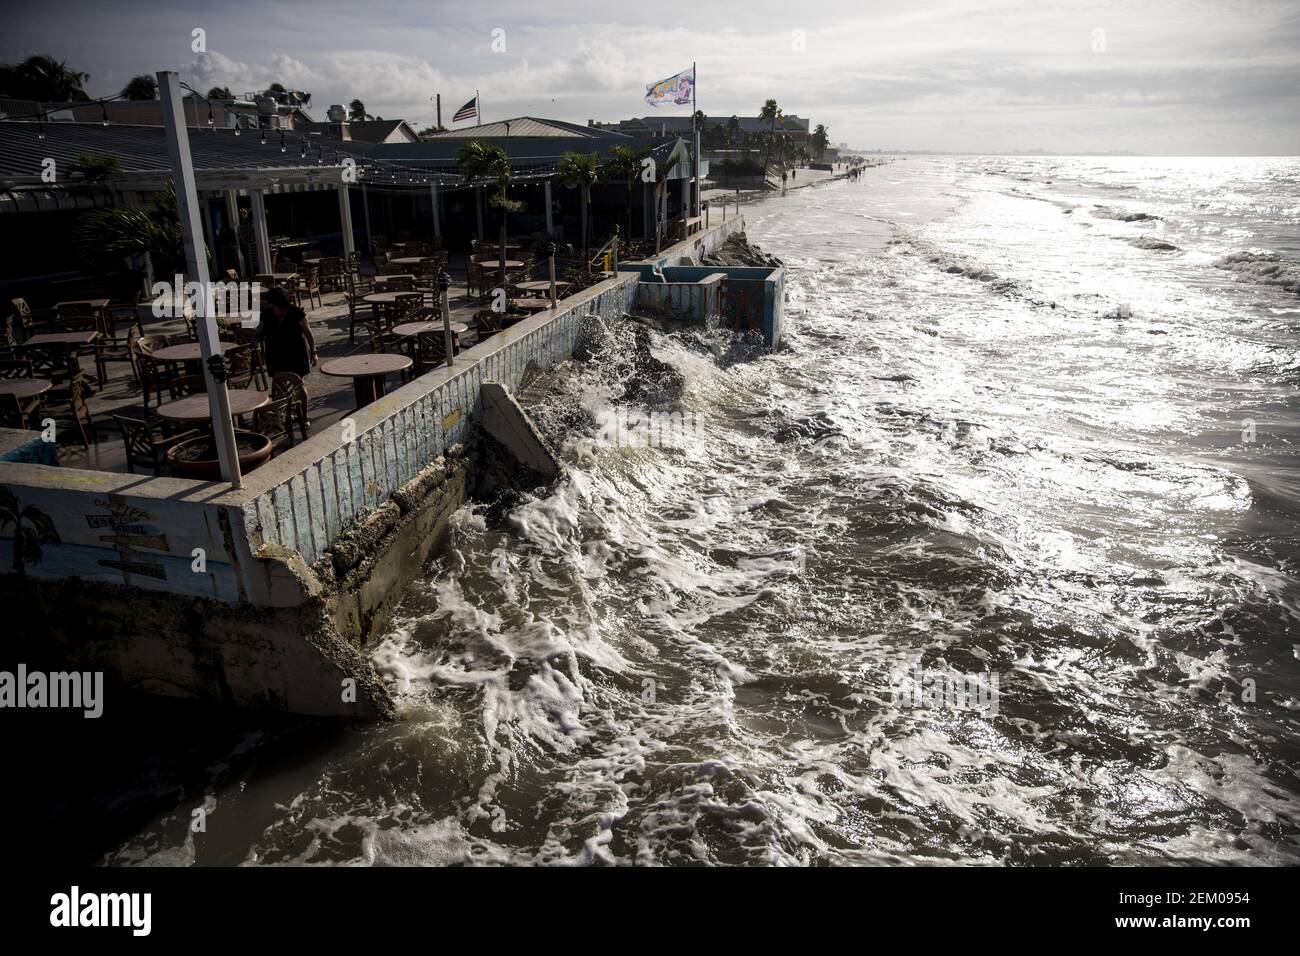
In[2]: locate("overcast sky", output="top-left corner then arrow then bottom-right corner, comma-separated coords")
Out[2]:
4,0 -> 1298,154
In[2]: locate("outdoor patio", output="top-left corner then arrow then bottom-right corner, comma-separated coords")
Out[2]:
2,242 -> 606,476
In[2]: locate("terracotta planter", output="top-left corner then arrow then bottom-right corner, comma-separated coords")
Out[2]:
167,430 -> 272,480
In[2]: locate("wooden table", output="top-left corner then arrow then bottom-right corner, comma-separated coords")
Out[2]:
320,354 -> 412,407
55,298 -> 110,317
0,379 -> 52,400
257,272 -> 298,284
473,259 -> 524,270
25,330 -> 100,347
392,321 -> 468,337
511,299 -> 553,312
152,341 -> 237,363
514,280 -> 571,295
388,257 -> 429,267
156,389 -> 269,422
361,292 -> 420,306
372,274 -> 416,285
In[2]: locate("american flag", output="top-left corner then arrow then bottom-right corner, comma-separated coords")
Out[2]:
453,96 -> 477,122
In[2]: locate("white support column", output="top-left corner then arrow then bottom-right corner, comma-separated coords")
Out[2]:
544,179 -> 553,235
224,190 -> 247,276
361,183 -> 373,255
158,69 -> 241,487
249,189 -> 272,273
337,184 -> 355,257
198,197 -> 217,273
430,182 -> 441,238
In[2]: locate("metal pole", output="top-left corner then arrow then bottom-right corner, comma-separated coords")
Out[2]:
337,184 -> 355,257
547,241 -> 558,309
430,182 -> 441,238
361,182 -> 373,259
158,70 -> 241,488
612,225 -> 619,273
438,271 -> 454,367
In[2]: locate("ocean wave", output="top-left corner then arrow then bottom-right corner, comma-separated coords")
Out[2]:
1212,249 -> 1300,293
1090,205 -> 1162,222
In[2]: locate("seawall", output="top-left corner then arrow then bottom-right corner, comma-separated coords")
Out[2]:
0,213 -> 747,717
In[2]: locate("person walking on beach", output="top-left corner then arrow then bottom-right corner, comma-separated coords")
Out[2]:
781,171 -> 788,190
259,286 -> 317,376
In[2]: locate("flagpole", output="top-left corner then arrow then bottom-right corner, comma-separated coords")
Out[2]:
691,62 -> 700,216
476,89 -> 481,127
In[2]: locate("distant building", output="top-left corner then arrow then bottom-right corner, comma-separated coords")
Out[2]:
592,114 -> 812,143
298,118 -> 419,144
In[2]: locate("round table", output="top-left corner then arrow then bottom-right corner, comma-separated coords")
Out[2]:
0,379 -> 51,399
514,280 -> 571,295
321,353 -> 412,407
302,257 -> 324,267
362,292 -> 420,305
392,321 -> 468,337
475,259 -> 524,270
388,257 -> 429,267
157,388 -> 269,422
152,341 -> 237,363
511,299 -> 553,312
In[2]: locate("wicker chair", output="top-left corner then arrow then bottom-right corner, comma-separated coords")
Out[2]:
115,415 -> 202,475
300,266 -> 323,310
132,334 -> 171,409
270,371 -> 310,440
252,396 -> 294,450
44,378 -> 95,447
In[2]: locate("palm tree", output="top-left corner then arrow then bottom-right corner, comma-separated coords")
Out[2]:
207,86 -> 232,101
602,144 -> 649,242
555,151 -> 601,262
759,98 -> 781,178
74,182 -> 188,277
0,488 -> 60,577
120,74 -> 157,100
811,123 -> 829,162
725,115 -> 741,148
347,98 -> 368,121
456,140 -> 516,288
0,54 -> 90,102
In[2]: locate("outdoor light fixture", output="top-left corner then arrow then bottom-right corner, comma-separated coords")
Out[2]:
280,131 -> 286,153
260,128 -> 266,145
101,102 -> 109,126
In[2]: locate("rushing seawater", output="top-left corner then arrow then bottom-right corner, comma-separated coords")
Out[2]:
102,156 -> 1300,866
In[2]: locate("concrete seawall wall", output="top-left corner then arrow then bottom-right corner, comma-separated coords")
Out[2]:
0,215 -> 747,716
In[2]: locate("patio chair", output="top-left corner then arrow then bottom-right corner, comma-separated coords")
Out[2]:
0,392 -> 40,430
300,266 -> 322,310
167,373 -> 208,399
225,345 -> 255,389
270,371 -> 310,440
252,396 -> 294,450
44,378 -> 95,447
22,344 -> 84,389
0,357 -> 33,379
114,414 -> 202,475
412,331 -> 448,376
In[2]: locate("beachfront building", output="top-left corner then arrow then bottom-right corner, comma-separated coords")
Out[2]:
368,117 -> 700,247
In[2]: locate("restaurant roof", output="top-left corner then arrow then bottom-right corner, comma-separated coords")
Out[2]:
421,117 -> 625,140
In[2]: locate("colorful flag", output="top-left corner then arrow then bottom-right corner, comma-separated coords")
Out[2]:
453,96 -> 478,122
645,67 -> 694,108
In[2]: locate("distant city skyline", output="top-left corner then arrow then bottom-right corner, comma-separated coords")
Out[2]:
3,0 -> 1297,155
